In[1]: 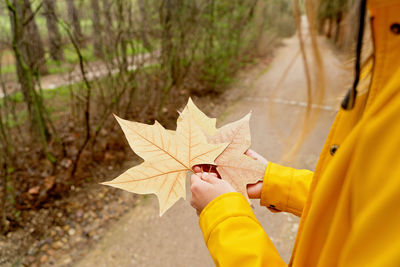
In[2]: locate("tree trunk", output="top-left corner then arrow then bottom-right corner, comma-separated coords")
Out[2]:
90,0 -> 103,58
66,0 -> 83,45
101,0 -> 114,56
0,159 -> 10,234
22,0 -> 48,74
137,0 -> 152,51
116,0 -> 128,70
160,0 -> 173,77
8,0 -> 50,141
43,0 -> 64,61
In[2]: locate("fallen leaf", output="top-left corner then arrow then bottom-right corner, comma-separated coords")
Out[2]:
102,102 -> 227,216
28,186 -> 40,195
207,113 -> 266,199
44,176 -> 55,190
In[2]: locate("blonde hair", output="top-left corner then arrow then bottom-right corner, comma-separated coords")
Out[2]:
274,0 -> 373,164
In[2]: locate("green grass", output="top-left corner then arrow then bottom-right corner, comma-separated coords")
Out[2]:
0,64 -> 16,75
0,91 -> 24,105
47,60 -> 70,75
1,38 -> 150,78
0,83 -> 77,127
2,109 -> 27,128
0,83 -> 71,106
42,84 -> 75,100
63,43 -> 96,64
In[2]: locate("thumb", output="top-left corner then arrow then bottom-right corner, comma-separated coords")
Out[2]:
201,172 -> 220,184
190,173 -> 202,185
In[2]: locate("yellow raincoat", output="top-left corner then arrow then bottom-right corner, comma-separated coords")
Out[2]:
199,0 -> 400,266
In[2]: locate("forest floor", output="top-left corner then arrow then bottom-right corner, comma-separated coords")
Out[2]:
73,25 -> 351,266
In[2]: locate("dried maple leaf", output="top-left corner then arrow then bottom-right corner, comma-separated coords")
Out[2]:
102,107 -> 227,216
180,98 -> 217,136
207,113 -> 266,200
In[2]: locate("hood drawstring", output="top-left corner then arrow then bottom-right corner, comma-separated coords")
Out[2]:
341,0 -> 367,110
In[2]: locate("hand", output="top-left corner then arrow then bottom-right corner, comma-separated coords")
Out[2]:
245,149 -> 269,166
190,149 -> 268,202
245,149 -> 269,199
192,165 -> 219,177
190,172 -> 236,215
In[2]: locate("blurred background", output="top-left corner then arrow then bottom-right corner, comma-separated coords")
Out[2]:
0,0 -> 358,266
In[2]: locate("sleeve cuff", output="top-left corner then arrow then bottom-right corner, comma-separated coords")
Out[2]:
199,192 -> 260,244
260,162 -> 313,217
261,162 -> 295,213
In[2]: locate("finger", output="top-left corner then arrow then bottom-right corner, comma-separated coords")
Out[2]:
191,174 -> 211,194
245,149 -> 258,160
192,166 -> 202,173
247,181 -> 263,199
192,164 -> 219,175
199,172 -> 218,178
209,166 -> 221,178
200,172 -> 209,179
190,173 -> 202,185
207,172 -> 218,177
245,149 -> 269,165
201,172 -> 220,184
195,171 -> 217,178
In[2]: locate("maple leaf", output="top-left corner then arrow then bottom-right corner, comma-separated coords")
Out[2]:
207,113 -> 266,200
102,110 -> 227,216
179,98 -> 217,136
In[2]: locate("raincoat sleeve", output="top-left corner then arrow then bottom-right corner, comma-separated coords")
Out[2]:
260,163 -> 313,217
199,192 -> 286,267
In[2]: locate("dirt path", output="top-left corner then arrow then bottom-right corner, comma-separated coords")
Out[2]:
0,51 -> 156,98
75,25 -> 350,266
